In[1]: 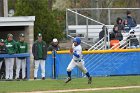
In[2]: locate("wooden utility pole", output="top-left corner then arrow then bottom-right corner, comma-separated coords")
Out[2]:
0,0 -> 3,16
48,0 -> 53,11
3,0 -> 8,17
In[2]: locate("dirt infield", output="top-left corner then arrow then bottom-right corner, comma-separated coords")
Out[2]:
18,86 -> 140,93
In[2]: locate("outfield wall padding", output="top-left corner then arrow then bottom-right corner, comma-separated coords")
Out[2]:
37,49 -> 140,78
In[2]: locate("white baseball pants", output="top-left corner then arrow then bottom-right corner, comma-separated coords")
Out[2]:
34,60 -> 45,78
0,61 -> 3,70
5,58 -> 14,79
67,59 -> 87,74
15,58 -> 26,79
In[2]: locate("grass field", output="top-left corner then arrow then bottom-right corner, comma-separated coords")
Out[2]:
0,76 -> 140,93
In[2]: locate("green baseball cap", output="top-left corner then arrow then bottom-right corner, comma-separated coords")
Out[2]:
7,33 -> 13,37
0,39 -> 4,43
38,33 -> 42,37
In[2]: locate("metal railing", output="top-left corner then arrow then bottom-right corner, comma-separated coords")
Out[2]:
66,8 -> 105,49
88,37 -> 105,50
110,34 -> 140,50
110,39 -> 128,50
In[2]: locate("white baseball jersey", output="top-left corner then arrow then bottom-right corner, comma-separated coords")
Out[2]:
67,44 -> 87,74
72,44 -> 83,61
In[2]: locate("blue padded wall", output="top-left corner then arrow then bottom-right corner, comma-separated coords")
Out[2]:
37,52 -> 140,78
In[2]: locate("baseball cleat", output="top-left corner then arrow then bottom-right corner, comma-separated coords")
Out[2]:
34,77 -> 37,80
88,77 -> 92,84
22,77 -> 27,81
65,77 -> 71,83
42,77 -> 45,80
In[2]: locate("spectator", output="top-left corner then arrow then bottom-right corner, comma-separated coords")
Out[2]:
115,17 -> 124,32
32,33 -> 47,80
126,10 -> 137,27
109,32 -> 120,49
110,26 -> 123,41
15,33 -> 28,80
0,39 -> 7,72
48,38 -> 60,51
127,30 -> 139,48
5,34 -> 17,80
99,25 -> 108,40
123,19 -> 131,33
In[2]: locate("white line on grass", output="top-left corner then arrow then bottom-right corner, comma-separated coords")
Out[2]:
18,86 -> 140,93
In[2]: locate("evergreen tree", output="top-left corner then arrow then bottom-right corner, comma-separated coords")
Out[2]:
15,0 -> 64,44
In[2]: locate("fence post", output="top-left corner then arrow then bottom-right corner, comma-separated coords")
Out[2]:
86,19 -> 89,41
52,50 -> 56,79
108,9 -> 111,25
26,56 -> 30,79
75,9 -> 78,25
104,26 -> 107,49
66,9 -> 68,37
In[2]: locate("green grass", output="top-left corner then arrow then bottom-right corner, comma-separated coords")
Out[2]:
0,76 -> 140,93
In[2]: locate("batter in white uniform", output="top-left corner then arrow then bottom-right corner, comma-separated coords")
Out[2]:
65,37 -> 92,84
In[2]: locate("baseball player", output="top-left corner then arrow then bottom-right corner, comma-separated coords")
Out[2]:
5,34 -> 17,80
0,39 -> 7,71
65,37 -> 92,84
15,33 -> 28,80
32,33 -> 47,80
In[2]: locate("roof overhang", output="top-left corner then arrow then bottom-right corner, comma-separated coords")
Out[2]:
0,16 -> 35,26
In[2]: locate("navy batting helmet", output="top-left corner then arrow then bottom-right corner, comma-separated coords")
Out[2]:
73,37 -> 81,45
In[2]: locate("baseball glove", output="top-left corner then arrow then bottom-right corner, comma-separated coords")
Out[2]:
70,48 -> 73,53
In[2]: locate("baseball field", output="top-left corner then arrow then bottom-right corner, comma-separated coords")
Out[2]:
0,75 -> 140,93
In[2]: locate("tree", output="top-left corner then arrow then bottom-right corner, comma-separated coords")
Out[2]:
48,0 -> 56,11
15,0 -> 64,44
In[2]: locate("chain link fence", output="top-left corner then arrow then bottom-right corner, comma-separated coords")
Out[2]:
67,8 -> 140,25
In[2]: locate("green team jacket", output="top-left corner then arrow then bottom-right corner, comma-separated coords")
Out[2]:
17,41 -> 28,59
5,39 -> 17,54
32,40 -> 47,60
17,41 -> 28,53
